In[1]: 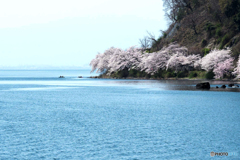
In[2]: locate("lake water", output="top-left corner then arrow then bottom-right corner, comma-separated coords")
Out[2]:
0,70 -> 239,160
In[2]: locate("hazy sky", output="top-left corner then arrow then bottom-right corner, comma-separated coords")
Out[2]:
0,0 -> 167,68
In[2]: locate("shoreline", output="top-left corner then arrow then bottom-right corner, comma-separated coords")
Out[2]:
89,76 -> 240,82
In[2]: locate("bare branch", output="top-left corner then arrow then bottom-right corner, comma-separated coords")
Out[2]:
146,31 -> 157,43
139,36 -> 151,49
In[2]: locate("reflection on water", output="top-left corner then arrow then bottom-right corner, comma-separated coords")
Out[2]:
100,79 -> 240,92
0,77 -> 240,92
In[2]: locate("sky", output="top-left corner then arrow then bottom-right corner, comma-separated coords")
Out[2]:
0,0 -> 167,69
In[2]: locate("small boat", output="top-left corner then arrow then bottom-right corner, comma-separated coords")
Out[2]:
59,76 -> 65,78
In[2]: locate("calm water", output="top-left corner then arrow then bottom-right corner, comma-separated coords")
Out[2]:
0,70 -> 239,160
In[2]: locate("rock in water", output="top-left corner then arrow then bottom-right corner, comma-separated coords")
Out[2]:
196,82 -> 210,89
220,85 -> 226,88
228,84 -> 234,87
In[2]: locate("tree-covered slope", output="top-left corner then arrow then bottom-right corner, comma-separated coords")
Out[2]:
147,0 -> 240,58
90,0 -> 240,80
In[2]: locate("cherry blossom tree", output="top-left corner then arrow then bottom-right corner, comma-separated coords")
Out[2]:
163,42 -> 188,55
90,54 -> 100,73
107,46 -> 143,74
90,47 -> 117,73
200,49 -> 235,79
194,59 -> 202,70
166,53 -> 200,72
213,58 -> 234,79
108,48 -> 131,74
233,56 -> 240,79
125,46 -> 143,70
201,49 -> 232,71
140,51 -> 170,74
138,43 -> 189,74
165,43 -> 200,72
90,44 -> 238,79
90,43 -> 199,75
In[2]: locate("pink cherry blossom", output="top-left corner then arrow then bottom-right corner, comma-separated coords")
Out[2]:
90,44 -> 237,79
213,58 -> 234,79
233,56 -> 240,79
201,49 -> 232,71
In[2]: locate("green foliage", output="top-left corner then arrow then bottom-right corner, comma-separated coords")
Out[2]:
105,70 -> 219,80
205,22 -> 216,32
220,34 -> 230,49
177,71 -> 188,78
201,39 -> 207,47
189,71 -> 198,78
149,48 -> 155,53
177,8 -> 185,21
163,32 -> 167,38
205,71 -> 215,79
157,37 -> 162,42
165,71 -> 176,78
232,42 -> 240,58
215,27 -> 222,37
205,22 -> 216,38
116,68 -> 129,78
136,71 -> 147,78
128,69 -> 138,77
219,43 -> 224,49
153,70 -> 166,78
215,23 -> 221,28
170,39 -> 175,42
160,31 -> 167,39
145,50 -> 150,53
150,36 -> 163,51
217,37 -> 222,44
219,0 -> 240,18
136,72 -> 142,78
202,48 -> 210,56
234,12 -> 240,30
219,0 -> 230,13
145,74 -> 151,79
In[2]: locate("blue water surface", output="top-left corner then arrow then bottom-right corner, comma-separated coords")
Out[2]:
0,70 -> 239,160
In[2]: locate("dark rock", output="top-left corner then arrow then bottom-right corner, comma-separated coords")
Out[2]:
59,76 -> 65,78
228,84 -> 235,87
78,76 -> 83,78
216,86 -> 219,88
220,85 -> 226,88
196,82 -> 210,89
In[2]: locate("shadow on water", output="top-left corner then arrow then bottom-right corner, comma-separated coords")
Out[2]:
99,79 -> 240,92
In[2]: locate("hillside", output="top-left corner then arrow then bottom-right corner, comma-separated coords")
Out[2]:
148,0 -> 240,58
